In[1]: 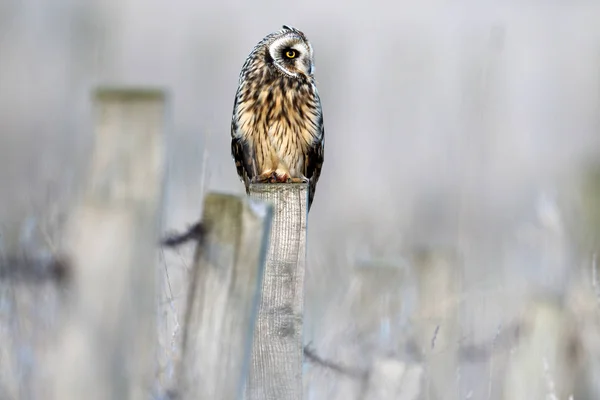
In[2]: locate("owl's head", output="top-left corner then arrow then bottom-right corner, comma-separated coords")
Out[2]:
265,25 -> 314,79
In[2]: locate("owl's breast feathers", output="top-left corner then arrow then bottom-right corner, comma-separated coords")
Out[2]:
231,66 -> 324,210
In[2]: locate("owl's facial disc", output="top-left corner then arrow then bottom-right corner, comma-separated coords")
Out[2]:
268,34 -> 314,79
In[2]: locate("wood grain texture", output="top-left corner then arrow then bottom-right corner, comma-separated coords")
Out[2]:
245,183 -> 308,400
44,88 -> 166,400
175,193 -> 272,400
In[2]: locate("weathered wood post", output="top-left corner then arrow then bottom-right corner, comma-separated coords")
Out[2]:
173,193 -> 273,400
346,263 -> 424,400
410,249 -> 460,400
502,296 -> 578,400
502,164 -> 600,400
575,164 -> 600,398
46,88 -> 166,400
245,183 -> 308,400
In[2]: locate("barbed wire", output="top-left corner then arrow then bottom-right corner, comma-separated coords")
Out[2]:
304,343 -> 367,379
0,253 -> 71,284
302,321 -> 522,380
160,221 -> 205,248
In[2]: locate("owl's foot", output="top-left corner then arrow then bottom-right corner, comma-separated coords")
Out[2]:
252,171 -> 277,184
273,174 -> 309,184
271,169 -> 310,184
268,172 -> 290,183
253,172 -> 308,184
272,173 -> 310,183
290,177 -> 310,184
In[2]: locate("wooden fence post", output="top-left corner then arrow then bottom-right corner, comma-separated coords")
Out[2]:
502,296 -> 577,400
245,183 -> 308,400
410,249 -> 460,400
45,88 -> 166,400
173,193 -> 272,400
345,263 -> 424,400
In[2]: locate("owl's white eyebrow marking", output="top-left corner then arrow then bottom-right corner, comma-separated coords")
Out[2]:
269,35 -> 307,56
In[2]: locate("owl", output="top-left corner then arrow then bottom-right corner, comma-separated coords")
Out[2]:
230,25 -> 325,211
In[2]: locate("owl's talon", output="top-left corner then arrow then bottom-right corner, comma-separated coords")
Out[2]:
272,173 -> 289,183
252,171 -> 275,184
290,177 -> 309,184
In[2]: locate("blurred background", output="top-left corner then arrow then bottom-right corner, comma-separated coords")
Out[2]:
1,0 -> 600,399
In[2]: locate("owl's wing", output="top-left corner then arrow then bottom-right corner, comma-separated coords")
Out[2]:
304,113 -> 324,211
231,119 -> 252,194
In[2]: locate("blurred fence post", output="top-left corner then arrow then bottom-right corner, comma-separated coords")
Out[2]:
173,193 -> 272,400
245,183 -> 308,400
578,164 -> 600,398
581,165 -> 600,255
363,357 -> 423,400
502,296 -> 577,400
345,263 -> 424,400
346,263 -> 407,351
46,88 -> 166,400
410,249 -> 461,400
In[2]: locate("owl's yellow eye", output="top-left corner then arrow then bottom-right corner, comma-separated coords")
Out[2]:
285,50 -> 296,59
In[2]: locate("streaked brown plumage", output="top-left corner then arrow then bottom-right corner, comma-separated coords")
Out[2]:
231,25 -> 325,211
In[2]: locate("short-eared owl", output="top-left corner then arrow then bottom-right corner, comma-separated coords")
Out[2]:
231,25 -> 324,211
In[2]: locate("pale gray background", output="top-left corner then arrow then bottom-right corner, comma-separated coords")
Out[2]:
1,1 -> 600,398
